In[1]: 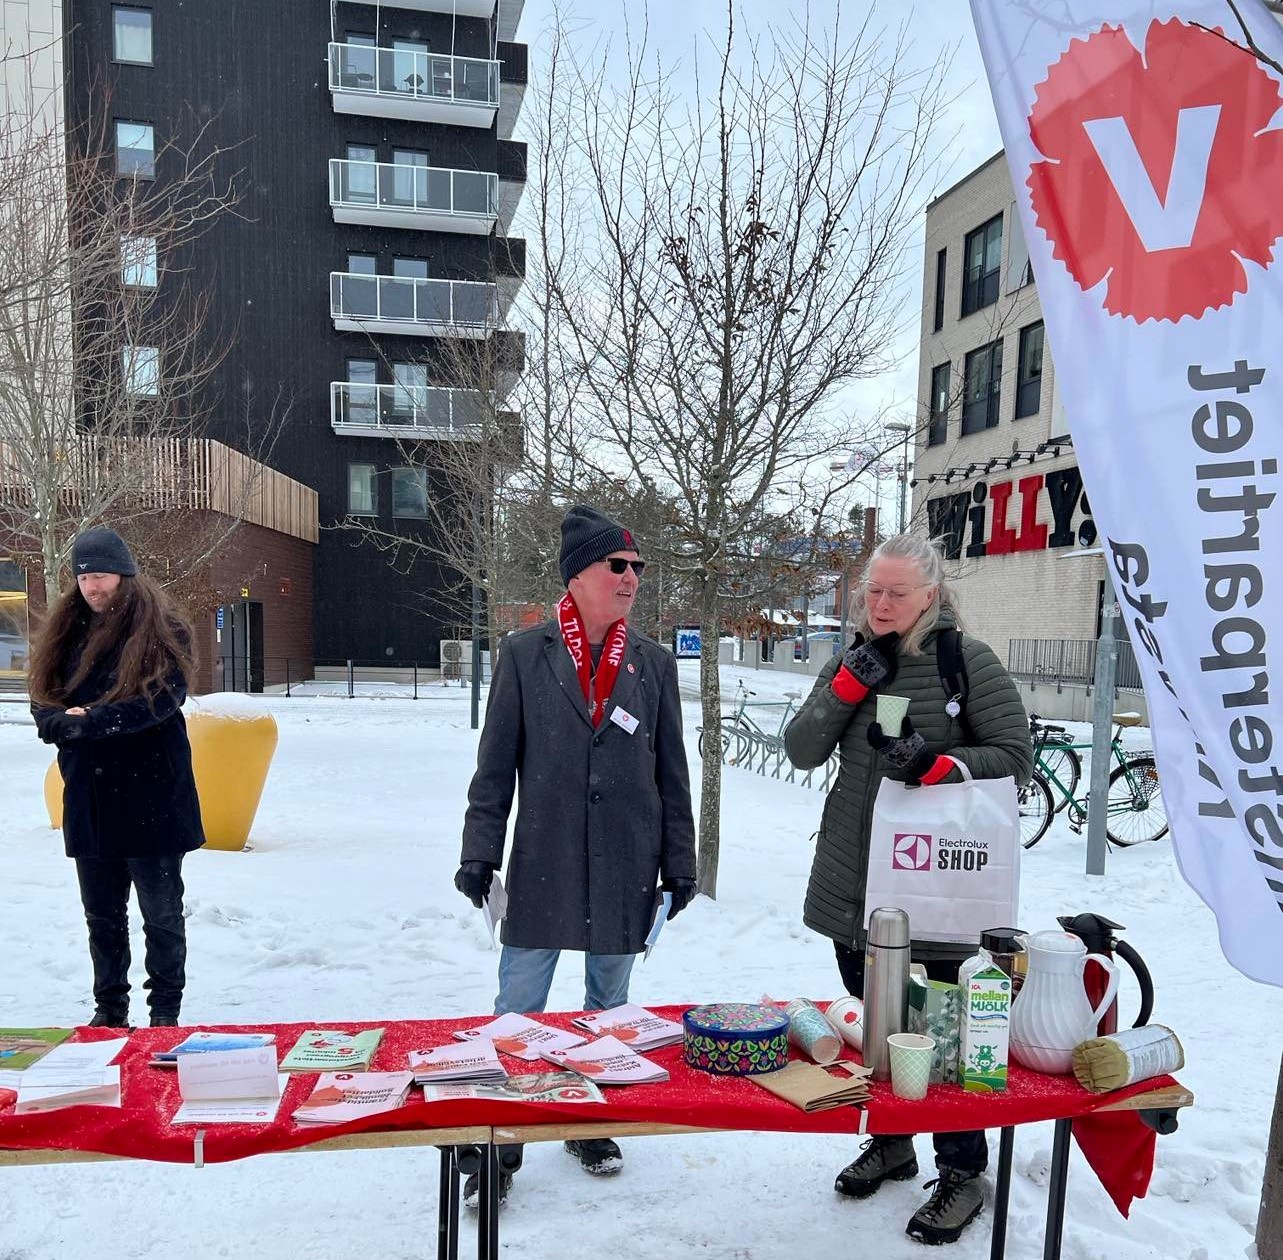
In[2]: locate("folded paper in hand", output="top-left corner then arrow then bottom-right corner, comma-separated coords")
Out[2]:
749,1060 -> 872,1113
483,876 -> 508,949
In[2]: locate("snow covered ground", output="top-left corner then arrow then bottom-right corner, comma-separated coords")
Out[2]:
0,681 -> 1270,1260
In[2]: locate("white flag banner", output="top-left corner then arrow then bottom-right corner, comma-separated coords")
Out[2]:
969,1 -> 1283,986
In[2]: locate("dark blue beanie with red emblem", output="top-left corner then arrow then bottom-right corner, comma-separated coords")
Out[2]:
559,505 -> 637,585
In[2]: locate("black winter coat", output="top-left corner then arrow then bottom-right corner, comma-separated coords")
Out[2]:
461,620 -> 697,954
33,640 -> 205,862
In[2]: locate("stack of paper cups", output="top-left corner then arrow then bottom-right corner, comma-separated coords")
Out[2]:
785,998 -> 842,1065
876,694 -> 911,732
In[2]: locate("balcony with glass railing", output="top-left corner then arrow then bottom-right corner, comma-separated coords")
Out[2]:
331,383 -> 488,439
328,44 -> 500,126
329,160 -> 498,234
330,273 -> 499,338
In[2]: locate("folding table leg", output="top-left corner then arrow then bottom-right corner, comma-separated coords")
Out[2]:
1042,1119 -> 1073,1260
476,1142 -> 500,1260
989,1126 -> 1015,1260
436,1146 -> 461,1260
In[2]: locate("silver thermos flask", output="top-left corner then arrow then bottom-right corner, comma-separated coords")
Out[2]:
863,907 -> 911,1081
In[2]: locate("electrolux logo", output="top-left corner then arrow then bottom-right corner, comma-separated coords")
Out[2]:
892,832 -> 932,871
1026,19 -> 1283,323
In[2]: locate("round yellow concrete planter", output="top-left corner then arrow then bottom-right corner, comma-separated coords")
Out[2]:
44,695 -> 279,852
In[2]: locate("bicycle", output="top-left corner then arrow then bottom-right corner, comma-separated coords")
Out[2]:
1018,713 -> 1167,849
696,680 -> 801,765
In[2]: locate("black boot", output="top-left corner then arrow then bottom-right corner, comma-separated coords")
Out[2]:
905,1166 -> 985,1245
564,1138 -> 623,1175
88,1008 -> 129,1028
150,1013 -> 180,1027
835,1136 -> 918,1198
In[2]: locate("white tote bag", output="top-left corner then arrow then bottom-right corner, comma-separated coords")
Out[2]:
862,766 -> 1021,946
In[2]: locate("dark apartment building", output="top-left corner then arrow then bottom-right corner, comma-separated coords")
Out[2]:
62,0 -> 528,673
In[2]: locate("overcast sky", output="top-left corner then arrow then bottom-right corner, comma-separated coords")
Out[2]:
515,1 -> 1004,515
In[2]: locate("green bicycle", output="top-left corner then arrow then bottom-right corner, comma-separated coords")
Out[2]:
1019,713 -> 1167,849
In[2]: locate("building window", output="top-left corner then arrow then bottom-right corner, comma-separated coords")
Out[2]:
961,213 -> 1002,317
928,362 -> 950,446
112,7 -> 152,65
343,144 -> 377,203
348,253 -> 377,275
932,248 -> 946,333
115,121 -> 155,178
1005,203 -> 1033,292
961,339 -> 1002,435
392,362 -> 427,419
391,466 -> 429,518
121,234 -> 157,287
1014,321 -> 1044,419
345,359 -> 377,425
348,463 -> 377,515
122,345 -> 159,396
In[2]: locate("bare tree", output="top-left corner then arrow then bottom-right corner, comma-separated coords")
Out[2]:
541,4 -> 951,894
0,60 -> 283,602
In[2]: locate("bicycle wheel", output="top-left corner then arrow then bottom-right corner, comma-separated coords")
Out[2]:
1039,743 -> 1081,812
1106,756 -> 1168,846
1019,774 -> 1055,848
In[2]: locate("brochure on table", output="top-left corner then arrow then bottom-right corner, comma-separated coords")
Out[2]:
571,1004 -> 684,1051
420,1071 -> 606,1105
407,1040 -> 507,1084
453,1012 -> 587,1061
0,1028 -> 73,1071
543,1035 -> 669,1084
172,1047 -> 286,1125
294,1072 -> 414,1125
13,1038 -> 126,1113
281,1028 -> 385,1072
151,1031 -> 276,1066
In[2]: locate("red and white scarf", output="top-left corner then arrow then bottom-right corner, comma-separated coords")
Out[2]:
557,592 -> 629,728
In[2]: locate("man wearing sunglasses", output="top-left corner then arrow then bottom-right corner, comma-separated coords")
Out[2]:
455,504 -> 697,1199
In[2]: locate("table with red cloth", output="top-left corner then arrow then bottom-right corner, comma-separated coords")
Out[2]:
0,1008 -> 1192,1260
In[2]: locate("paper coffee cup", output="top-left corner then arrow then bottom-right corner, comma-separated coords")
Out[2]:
887,1032 -> 935,1101
876,693 -> 911,732
825,996 -> 864,1051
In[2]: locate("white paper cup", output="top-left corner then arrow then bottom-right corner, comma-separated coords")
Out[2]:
825,996 -> 864,1051
876,693 -> 911,732
887,1032 -> 935,1101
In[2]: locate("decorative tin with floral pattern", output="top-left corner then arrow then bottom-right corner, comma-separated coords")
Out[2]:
682,1003 -> 790,1075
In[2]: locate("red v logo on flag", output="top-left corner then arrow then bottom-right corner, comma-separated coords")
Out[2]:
1082,105 -> 1221,251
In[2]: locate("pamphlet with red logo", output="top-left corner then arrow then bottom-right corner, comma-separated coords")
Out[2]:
541,1035 -> 670,1085
570,1004 -> 684,1051
420,1070 -> 605,1105
293,1071 -> 414,1125
407,1040 -> 507,1084
452,1012 -> 587,1061
280,1028 -> 385,1072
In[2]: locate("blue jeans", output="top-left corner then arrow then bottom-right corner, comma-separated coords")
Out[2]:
495,946 -> 635,1015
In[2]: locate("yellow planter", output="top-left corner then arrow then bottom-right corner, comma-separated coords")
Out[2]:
44,697 -> 279,852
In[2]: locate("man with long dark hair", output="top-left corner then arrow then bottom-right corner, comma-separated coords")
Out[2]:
28,526 -> 204,1028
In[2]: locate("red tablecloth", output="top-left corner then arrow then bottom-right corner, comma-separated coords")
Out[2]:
0,1009 -> 1178,1216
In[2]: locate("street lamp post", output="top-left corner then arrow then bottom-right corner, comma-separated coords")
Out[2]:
885,422 -> 911,533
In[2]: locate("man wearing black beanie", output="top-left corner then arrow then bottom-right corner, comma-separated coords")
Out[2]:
455,504 -> 697,1203
27,526 -> 203,1029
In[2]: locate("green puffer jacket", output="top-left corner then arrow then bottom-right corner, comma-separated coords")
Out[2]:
784,608 -> 1032,961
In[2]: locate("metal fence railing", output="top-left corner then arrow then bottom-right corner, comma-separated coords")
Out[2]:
1007,638 -> 1144,692
207,657 -> 487,699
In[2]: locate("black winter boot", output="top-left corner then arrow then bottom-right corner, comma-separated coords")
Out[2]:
835,1136 -> 918,1199
88,1008 -> 129,1028
564,1138 -> 623,1175
905,1166 -> 984,1245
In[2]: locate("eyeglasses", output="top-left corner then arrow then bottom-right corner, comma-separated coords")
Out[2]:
863,582 -> 927,605
602,558 -> 646,576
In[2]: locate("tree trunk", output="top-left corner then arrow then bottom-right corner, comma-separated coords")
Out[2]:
1259,1053 -> 1283,1258
695,578 -> 723,898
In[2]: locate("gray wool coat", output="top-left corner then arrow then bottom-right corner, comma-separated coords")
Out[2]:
461,620 -> 697,954
784,609 -> 1032,961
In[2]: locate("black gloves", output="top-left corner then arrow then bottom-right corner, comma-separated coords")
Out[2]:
841,632 -> 900,689
662,877 -> 697,920
454,860 -> 496,909
867,716 -> 936,782
35,711 -> 88,745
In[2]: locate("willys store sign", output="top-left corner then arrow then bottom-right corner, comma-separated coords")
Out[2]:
970,1 -> 1283,988
926,466 -> 1095,559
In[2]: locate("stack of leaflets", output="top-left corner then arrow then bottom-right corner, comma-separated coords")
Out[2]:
452,1012 -> 587,1062
0,1028 -> 73,1071
420,1071 -> 605,1105
172,1045 -> 286,1125
14,1038 -> 127,1113
281,1028 -> 385,1072
150,1031 -> 276,1068
407,1041 -> 507,1086
294,1071 -> 414,1125
541,1035 -> 670,1085
570,1004 -> 684,1051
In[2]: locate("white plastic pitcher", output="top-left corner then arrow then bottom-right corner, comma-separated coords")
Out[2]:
1009,930 -> 1120,1074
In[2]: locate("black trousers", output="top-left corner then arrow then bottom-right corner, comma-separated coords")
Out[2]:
834,941 -> 988,1173
74,854 -> 187,1018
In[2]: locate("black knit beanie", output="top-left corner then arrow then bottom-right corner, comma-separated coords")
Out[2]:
559,505 -> 637,585
72,527 -> 137,577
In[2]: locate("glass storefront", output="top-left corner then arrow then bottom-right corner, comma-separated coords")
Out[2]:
0,560 -> 29,677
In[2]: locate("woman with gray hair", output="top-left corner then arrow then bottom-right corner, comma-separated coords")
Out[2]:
784,533 -> 1031,1247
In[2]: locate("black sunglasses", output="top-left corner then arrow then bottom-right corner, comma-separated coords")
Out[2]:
602,558 -> 646,576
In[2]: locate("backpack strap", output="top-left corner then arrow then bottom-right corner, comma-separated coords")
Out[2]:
936,628 -> 973,743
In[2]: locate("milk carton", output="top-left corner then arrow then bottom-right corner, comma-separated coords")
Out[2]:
959,964 -> 1011,1092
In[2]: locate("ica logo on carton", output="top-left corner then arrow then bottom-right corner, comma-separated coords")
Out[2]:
959,965 -> 1010,1093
